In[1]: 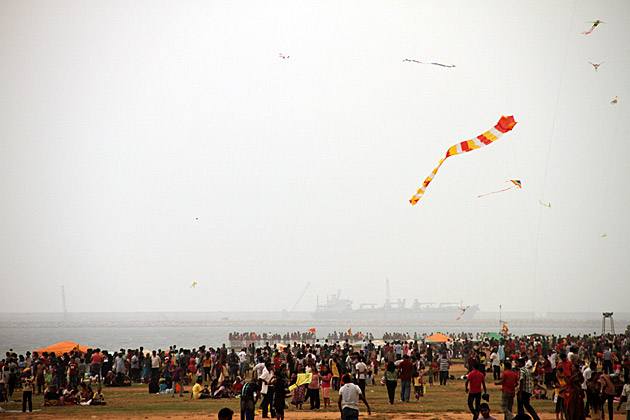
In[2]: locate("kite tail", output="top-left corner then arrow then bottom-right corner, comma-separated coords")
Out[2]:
410,157 -> 446,205
409,116 -> 517,205
477,186 -> 515,198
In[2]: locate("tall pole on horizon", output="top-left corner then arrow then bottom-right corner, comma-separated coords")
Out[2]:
61,285 -> 68,319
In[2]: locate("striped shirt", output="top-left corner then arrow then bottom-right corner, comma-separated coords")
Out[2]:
519,367 -> 534,394
438,356 -> 450,371
241,381 -> 258,400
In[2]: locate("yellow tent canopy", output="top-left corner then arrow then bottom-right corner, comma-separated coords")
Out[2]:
35,341 -> 91,355
425,333 -> 453,343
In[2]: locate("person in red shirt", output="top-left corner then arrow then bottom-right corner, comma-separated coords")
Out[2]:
465,363 -> 487,420
67,359 -> 79,388
495,360 -> 518,420
558,353 -> 573,379
398,355 -> 414,403
90,349 -> 104,379
468,352 -> 479,373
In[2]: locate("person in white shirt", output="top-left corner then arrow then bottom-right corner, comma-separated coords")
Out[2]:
238,349 -> 249,378
582,361 -> 595,418
259,362 -> 274,418
150,351 -> 161,382
338,374 -> 370,420
549,351 -> 558,370
617,379 -> 630,420
355,357 -> 368,395
490,349 -> 501,381
253,360 -> 265,380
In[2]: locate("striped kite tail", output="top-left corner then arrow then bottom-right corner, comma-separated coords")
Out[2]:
409,157 -> 446,205
409,116 -> 517,205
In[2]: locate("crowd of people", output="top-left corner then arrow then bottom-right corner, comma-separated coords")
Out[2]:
228,331 -> 377,346
0,350 -> 107,413
228,331 -> 317,345
461,333 -> 630,420
1,329 -> 629,419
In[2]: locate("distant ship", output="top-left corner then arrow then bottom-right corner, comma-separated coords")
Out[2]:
311,291 -> 479,321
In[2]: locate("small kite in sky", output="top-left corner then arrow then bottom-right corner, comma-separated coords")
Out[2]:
589,62 -> 604,71
403,59 -> 455,68
539,200 -> 551,208
477,180 -> 522,198
190,282 -> 198,288
456,306 -> 470,321
279,53 -> 290,59
601,233 -> 608,238
583,20 -> 604,35
409,116 -> 517,205
611,96 -> 618,104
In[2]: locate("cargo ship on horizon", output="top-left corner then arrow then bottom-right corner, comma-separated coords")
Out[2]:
311,291 -> 479,321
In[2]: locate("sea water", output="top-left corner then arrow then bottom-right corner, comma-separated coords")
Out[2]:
1,312 -> 627,354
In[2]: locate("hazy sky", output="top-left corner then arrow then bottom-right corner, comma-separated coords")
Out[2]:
1,0 -> 629,315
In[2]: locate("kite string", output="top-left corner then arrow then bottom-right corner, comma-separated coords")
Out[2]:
509,135 -> 551,315
275,1 -> 344,297
587,53 -> 630,311
531,0 -> 578,317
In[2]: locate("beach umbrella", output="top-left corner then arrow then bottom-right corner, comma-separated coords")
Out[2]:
34,341 -> 91,355
425,333 -> 453,343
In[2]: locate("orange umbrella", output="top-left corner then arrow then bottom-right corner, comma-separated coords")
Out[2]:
35,341 -> 91,355
425,333 -> 453,343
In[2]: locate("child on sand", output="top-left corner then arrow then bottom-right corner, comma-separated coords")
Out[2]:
413,371 -> 424,400
553,370 -> 567,420
320,365 -> 332,408
479,402 -> 498,420
22,376 -> 34,412
92,386 -> 106,405
427,365 -> 434,386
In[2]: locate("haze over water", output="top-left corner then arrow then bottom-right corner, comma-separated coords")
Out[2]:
2,311 -> 627,355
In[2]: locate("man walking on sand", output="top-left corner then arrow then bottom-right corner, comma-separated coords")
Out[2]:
466,363 -> 487,420
495,360 -> 518,420
438,349 -> 451,386
338,374 -> 371,420
240,377 -> 259,420
516,359 -> 541,420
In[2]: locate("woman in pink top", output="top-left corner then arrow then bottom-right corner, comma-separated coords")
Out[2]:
320,365 -> 332,408
308,366 -> 320,409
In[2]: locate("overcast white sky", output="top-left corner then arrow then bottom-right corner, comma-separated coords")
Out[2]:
1,0 -> 629,315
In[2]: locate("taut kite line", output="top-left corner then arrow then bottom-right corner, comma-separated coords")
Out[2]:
409,116 -> 517,205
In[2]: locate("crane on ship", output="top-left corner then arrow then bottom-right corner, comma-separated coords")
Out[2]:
291,281 -> 311,312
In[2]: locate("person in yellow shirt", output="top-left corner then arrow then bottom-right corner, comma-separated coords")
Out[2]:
191,378 -> 212,399
553,370 -> 567,420
330,355 -> 340,391
203,354 -> 213,382
413,370 -> 424,400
